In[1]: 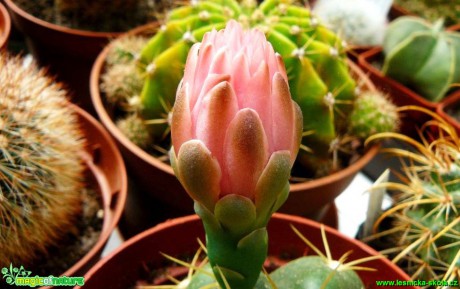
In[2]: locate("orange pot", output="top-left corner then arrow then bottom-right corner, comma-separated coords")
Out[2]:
3,0 -> 122,115
78,214 -> 416,289
0,2 -> 11,50
39,104 -> 127,285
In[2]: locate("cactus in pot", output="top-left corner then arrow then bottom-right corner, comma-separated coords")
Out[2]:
365,107 -> 460,282
166,21 -> 374,289
102,0 -> 399,178
0,53 -> 85,266
382,16 -> 460,102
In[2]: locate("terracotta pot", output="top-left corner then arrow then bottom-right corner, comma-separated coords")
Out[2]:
3,0 -> 122,115
37,104 -> 127,285
437,91 -> 460,134
0,2 -> 10,49
91,24 -> 378,237
78,213 -> 415,289
357,47 -> 447,136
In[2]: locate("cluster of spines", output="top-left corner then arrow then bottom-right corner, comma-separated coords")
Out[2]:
368,112 -> 460,282
0,54 -> 85,266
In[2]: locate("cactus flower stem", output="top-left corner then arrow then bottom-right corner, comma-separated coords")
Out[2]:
169,21 -> 300,289
194,201 -> 268,289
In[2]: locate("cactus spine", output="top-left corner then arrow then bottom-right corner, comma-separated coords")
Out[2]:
367,107 -> 460,282
0,54 -> 85,266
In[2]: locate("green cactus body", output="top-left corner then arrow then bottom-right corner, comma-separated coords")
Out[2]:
269,256 -> 364,289
138,0 -> 356,166
383,16 -> 460,102
0,54 -> 85,266
186,256 -> 364,289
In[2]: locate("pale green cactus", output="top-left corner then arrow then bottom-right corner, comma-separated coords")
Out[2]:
0,54 -> 85,266
383,16 -> 460,102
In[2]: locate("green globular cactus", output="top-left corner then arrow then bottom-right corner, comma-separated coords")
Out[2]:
0,54 -> 85,266
367,108 -> 460,282
137,0 -> 357,170
383,16 -> 460,102
176,225 -> 372,289
349,91 -> 399,139
268,256 -> 364,289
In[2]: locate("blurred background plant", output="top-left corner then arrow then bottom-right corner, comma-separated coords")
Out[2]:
312,0 -> 393,47
394,0 -> 460,27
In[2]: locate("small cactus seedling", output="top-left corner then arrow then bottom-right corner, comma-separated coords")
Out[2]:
383,16 -> 460,102
0,54 -> 85,266
366,107 -> 460,282
349,91 -> 399,139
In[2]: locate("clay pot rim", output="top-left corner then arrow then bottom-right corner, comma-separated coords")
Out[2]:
83,213 -> 412,284
0,2 -> 11,49
91,23 -> 380,195
3,0 -> 122,38
57,103 -> 127,278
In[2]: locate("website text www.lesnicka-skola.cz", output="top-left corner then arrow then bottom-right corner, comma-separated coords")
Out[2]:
376,279 -> 459,287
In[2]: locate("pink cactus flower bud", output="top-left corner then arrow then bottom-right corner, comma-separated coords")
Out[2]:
171,20 -> 302,212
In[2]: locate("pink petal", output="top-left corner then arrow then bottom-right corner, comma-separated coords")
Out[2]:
191,73 -> 231,126
270,72 -> 295,153
176,140 -> 221,211
182,43 -> 200,90
208,46 -> 231,75
195,81 -> 238,169
171,83 -> 193,156
290,101 -> 303,166
191,43 -> 214,107
222,108 -> 268,199
230,52 -> 250,108
243,60 -> 273,151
